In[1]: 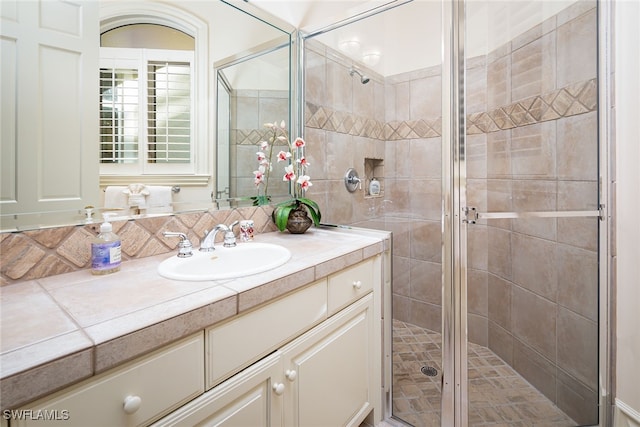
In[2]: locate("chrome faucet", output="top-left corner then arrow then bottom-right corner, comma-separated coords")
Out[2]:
162,232 -> 193,258
200,221 -> 239,252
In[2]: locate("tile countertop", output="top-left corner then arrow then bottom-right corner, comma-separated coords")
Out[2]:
0,226 -> 390,410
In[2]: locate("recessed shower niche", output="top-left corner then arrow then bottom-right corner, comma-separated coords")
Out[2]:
364,158 -> 383,197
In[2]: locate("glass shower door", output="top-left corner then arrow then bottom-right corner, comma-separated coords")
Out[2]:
462,1 -> 601,425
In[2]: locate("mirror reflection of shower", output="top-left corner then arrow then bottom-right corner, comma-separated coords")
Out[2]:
349,67 -> 370,84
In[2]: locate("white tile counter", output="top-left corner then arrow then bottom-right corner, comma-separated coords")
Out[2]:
0,226 -> 390,410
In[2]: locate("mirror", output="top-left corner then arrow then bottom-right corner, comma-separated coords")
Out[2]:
0,0 -> 294,232
216,44 -> 292,208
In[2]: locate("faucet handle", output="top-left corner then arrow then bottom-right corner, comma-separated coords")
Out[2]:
163,232 -> 193,258
223,221 -> 239,247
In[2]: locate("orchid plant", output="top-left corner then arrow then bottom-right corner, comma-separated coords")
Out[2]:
253,120 -> 321,231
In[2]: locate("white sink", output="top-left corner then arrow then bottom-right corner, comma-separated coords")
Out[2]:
158,242 -> 291,281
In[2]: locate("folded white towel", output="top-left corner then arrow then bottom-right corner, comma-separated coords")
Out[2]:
124,183 -> 150,208
104,186 -> 128,210
145,186 -> 173,213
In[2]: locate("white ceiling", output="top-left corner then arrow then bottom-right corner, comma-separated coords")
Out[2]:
246,0 -> 579,77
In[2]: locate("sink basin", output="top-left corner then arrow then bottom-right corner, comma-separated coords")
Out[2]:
158,242 -> 291,281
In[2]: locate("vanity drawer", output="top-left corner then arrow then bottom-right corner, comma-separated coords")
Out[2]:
327,258 -> 374,316
206,279 -> 327,389
15,333 -> 204,427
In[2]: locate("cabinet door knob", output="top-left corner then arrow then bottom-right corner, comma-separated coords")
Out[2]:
123,395 -> 142,414
353,280 -> 362,290
285,369 -> 297,381
272,383 -> 285,395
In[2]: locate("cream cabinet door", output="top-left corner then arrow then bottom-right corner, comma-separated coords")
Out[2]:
281,294 -> 374,427
152,352 -> 283,427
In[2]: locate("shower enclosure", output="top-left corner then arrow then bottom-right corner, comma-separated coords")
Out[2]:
300,0 -> 609,426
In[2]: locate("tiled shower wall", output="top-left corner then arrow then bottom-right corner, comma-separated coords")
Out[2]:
231,89 -> 290,198
304,1 -> 597,423
467,3 -> 599,424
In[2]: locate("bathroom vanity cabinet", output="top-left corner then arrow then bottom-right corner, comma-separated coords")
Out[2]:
12,256 -> 382,427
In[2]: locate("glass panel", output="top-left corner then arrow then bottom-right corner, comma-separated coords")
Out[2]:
303,1 -> 444,424
465,1 -> 599,425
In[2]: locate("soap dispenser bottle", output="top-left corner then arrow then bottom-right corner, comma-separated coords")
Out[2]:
91,213 -> 121,275
369,177 -> 381,196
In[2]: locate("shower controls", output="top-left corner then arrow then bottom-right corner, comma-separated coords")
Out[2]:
344,168 -> 362,192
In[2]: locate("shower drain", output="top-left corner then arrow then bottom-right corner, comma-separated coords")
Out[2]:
420,365 -> 438,377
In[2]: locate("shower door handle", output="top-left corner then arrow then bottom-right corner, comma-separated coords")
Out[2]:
463,206 -> 603,223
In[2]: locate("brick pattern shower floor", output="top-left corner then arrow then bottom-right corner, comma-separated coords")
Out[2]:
392,319 -> 578,427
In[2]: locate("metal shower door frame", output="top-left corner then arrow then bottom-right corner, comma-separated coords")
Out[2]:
440,1 -> 613,426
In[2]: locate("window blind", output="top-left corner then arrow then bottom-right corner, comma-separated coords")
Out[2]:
147,61 -> 191,164
99,48 -> 194,174
99,68 -> 139,164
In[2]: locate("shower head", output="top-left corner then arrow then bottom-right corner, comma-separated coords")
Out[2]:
349,67 -> 370,84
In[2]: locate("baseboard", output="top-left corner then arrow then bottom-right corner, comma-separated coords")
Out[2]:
615,399 -> 640,427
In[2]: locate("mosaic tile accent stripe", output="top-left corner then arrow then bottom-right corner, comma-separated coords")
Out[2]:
233,129 -> 290,146
305,78 -> 597,139
467,78 -> 597,135
0,206 -> 277,285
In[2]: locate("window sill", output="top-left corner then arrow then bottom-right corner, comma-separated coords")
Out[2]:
100,175 -> 211,188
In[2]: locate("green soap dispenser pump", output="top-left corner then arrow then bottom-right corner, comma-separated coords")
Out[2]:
91,213 -> 121,275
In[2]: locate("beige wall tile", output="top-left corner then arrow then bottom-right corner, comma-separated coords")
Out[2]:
511,233 -> 558,300
393,294 -> 411,325
488,321 -> 513,365
510,121 -> 556,178
511,33 -> 557,102
511,286 -> 557,361
466,63 -> 487,115
488,273 -> 511,331
557,307 -> 598,390
468,313 -> 488,347
487,227 -> 512,280
556,111 -> 598,181
512,338 -> 557,403
410,299 -> 441,333
326,58 -> 353,113
557,244 -> 598,321
467,225 -> 488,271
410,220 -> 441,263
468,269 -> 488,317
409,259 -> 441,306
487,55 -> 511,111
393,255 -> 411,297
486,130 -> 511,178
556,7 -> 597,87
556,366 -> 599,425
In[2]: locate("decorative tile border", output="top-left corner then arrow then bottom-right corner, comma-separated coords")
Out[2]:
305,78 -> 597,139
467,78 -> 597,134
233,128 -> 289,146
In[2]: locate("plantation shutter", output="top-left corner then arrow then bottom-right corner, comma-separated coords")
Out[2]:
147,61 -> 191,164
99,48 -> 194,175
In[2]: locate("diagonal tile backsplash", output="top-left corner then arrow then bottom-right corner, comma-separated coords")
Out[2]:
0,206 -> 277,285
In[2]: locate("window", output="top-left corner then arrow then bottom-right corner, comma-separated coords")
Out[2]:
99,47 -> 194,175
